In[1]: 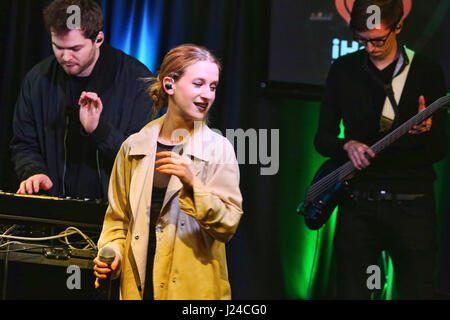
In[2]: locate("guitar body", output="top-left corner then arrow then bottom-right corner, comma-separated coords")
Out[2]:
298,160 -> 348,230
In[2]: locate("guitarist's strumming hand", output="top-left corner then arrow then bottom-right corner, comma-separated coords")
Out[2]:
343,140 -> 375,171
409,95 -> 432,135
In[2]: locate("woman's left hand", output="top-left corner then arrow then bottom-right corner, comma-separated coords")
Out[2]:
155,151 -> 194,189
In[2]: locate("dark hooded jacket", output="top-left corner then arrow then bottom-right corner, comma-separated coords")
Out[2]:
10,44 -> 153,200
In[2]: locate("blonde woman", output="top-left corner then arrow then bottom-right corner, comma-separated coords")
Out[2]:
93,44 -> 243,300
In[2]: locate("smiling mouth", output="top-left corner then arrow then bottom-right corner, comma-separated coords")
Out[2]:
194,102 -> 208,111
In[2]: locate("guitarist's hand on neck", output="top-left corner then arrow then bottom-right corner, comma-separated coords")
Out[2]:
343,140 -> 376,171
408,95 -> 432,135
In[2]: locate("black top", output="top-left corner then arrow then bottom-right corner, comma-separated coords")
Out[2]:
64,75 -> 102,198
314,48 -> 448,193
143,141 -> 183,300
367,57 -> 398,85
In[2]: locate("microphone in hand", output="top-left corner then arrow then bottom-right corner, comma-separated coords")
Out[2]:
95,246 -> 117,300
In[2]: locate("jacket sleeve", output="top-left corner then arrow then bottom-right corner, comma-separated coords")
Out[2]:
178,140 -> 243,243
89,68 -> 153,161
97,142 -> 132,277
314,62 -> 349,161
10,74 -> 49,182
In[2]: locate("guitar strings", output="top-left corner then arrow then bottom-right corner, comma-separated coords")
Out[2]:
307,118 -> 413,200
306,103 -> 438,200
307,108 -> 432,199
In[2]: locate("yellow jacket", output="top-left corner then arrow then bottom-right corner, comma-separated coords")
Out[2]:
97,115 -> 243,300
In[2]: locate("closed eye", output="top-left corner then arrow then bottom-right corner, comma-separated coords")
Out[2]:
52,43 -> 82,52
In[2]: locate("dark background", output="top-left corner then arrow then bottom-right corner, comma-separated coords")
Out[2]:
268,0 -> 450,87
0,0 -> 448,300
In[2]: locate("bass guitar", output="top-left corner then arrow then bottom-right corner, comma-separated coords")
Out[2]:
297,95 -> 450,230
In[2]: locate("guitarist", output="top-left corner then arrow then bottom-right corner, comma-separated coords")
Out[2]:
314,0 -> 448,299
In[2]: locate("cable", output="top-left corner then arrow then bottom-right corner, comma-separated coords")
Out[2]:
0,230 -> 78,242
0,241 -> 41,249
306,229 -> 320,300
0,241 -> 57,253
1,225 -> 17,237
58,226 -> 97,250
0,237 -> 96,253
0,226 -> 97,251
96,149 -> 103,199
0,225 -> 17,247
0,228 -> 97,249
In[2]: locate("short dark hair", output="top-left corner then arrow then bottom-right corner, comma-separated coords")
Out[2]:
43,0 -> 103,40
350,0 -> 403,32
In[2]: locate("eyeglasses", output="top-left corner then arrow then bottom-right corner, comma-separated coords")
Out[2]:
353,29 -> 393,47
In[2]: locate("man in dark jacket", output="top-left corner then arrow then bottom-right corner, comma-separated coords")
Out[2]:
10,0 -> 153,200
314,0 -> 448,299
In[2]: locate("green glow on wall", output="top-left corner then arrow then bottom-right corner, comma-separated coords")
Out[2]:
380,251 -> 395,300
278,99 -> 338,299
279,96 -> 449,300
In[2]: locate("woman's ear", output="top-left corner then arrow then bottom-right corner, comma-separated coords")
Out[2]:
163,77 -> 175,94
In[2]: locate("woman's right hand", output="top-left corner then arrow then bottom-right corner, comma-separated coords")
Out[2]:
93,253 -> 120,288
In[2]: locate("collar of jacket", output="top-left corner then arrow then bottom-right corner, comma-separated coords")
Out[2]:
128,114 -> 214,164
362,43 -> 410,77
392,44 -> 411,77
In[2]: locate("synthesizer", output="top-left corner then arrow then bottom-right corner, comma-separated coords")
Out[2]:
0,191 -> 107,228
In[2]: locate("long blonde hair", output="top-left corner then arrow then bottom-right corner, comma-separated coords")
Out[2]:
148,44 -> 222,118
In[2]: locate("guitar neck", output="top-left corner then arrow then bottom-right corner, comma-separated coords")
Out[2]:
370,95 -> 448,154
306,95 -> 450,200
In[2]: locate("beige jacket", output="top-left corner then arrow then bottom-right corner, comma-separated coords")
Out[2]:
97,115 -> 243,300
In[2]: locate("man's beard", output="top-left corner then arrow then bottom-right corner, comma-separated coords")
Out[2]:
62,49 -> 98,77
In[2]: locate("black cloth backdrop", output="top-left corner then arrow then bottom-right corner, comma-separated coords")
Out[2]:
0,0 -> 284,299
